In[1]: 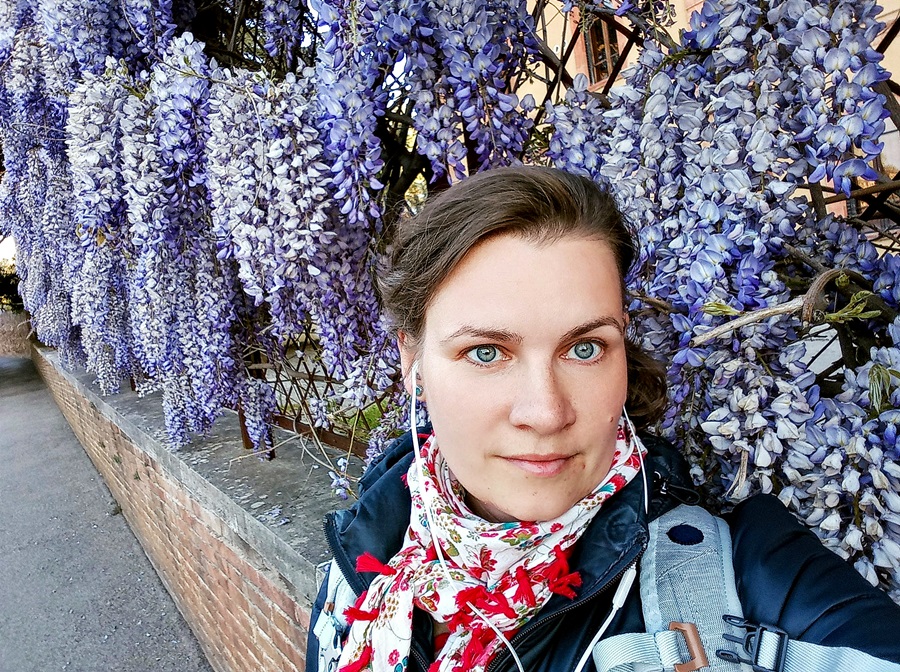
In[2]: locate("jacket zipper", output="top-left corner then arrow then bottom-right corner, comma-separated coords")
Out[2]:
322,467 -> 661,672
485,538 -> 647,672
323,514 -> 368,597
410,639 -> 432,672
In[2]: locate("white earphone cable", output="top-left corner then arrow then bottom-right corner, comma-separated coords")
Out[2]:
624,407 -> 650,516
572,407 -> 647,672
408,362 -> 526,672
409,371 -> 646,672
572,562 -> 638,672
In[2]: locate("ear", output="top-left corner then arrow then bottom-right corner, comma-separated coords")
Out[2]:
397,331 -> 419,396
623,312 -> 630,329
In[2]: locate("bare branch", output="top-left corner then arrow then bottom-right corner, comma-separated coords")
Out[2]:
628,291 -> 675,313
783,242 -> 898,322
691,297 -> 804,346
690,262 -> 892,346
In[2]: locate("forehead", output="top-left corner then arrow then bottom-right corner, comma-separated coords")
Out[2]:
424,234 -> 624,338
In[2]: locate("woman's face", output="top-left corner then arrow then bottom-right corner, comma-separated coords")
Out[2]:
400,233 -> 629,522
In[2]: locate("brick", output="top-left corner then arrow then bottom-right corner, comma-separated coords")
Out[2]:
225,585 -> 250,619
269,615 -> 305,667
233,557 -> 256,584
245,583 -> 271,618
252,626 -> 280,667
263,650 -> 293,672
293,603 -> 312,631
215,543 -> 241,573
257,574 -> 299,621
270,603 -> 298,639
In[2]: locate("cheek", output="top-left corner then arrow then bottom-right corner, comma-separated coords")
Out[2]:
577,360 -> 629,413
420,364 -> 506,475
425,373 -> 504,443
421,354 -> 502,415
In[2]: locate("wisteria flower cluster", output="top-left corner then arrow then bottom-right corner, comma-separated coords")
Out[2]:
308,0 -> 391,389
66,60 -> 135,394
262,0 -> 305,70
2,1 -> 346,454
207,67 -> 331,342
402,0 -> 540,180
768,0 -> 889,195
120,0 -> 177,64
548,0 -> 900,597
118,33 -> 248,448
35,0 -> 125,80
3,0 -> 900,596
0,8 -> 82,366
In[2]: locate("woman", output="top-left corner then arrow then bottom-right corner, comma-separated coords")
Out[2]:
307,166 -> 900,672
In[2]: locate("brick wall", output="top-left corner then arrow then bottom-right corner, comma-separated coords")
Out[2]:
33,347 -> 343,672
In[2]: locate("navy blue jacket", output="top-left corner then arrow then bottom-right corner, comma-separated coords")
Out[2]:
307,431 -> 900,671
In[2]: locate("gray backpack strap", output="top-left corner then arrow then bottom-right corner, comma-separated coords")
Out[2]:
592,504 -> 900,672
593,504 -> 745,672
641,504 -> 744,670
719,620 -> 900,672
311,558 -> 357,672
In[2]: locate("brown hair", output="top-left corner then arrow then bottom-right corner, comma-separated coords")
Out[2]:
379,165 -> 667,428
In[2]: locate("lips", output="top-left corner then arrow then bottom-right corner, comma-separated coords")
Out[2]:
503,454 -> 573,477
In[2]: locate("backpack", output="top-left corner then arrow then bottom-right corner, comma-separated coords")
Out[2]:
592,504 -> 900,672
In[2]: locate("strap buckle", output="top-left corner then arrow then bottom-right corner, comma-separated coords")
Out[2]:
668,621 -> 709,672
716,614 -> 788,672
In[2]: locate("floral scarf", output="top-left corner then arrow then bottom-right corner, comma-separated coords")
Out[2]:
338,419 -> 646,672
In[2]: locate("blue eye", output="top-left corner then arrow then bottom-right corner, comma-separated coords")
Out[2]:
467,345 -> 500,364
568,341 -> 602,361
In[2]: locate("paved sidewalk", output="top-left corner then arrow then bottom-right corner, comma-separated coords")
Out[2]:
0,356 -> 213,672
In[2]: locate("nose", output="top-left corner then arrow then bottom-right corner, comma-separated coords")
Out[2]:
508,363 -> 576,435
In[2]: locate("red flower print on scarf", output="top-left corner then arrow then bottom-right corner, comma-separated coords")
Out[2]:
469,547 -> 497,580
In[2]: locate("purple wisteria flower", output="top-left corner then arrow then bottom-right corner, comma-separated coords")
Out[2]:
119,33 -> 244,448
207,67 -> 331,342
262,0 -> 304,70
67,59 -> 136,393
548,0 -> 898,596
3,0 -> 900,599
0,10 -> 83,366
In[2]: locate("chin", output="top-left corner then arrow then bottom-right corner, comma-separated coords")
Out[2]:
500,500 -> 577,524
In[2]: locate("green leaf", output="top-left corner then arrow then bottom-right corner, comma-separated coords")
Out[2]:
702,301 -> 742,317
869,363 -> 893,415
824,291 -> 882,324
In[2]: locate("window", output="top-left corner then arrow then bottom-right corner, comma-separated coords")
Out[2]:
585,18 -> 619,85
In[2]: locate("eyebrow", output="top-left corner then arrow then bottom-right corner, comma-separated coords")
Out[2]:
441,316 -> 625,345
441,326 -> 523,345
561,316 -> 626,341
